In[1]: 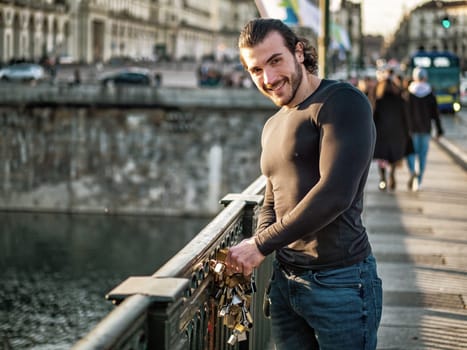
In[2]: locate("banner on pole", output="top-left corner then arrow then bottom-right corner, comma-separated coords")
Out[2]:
254,0 -> 320,33
254,0 -> 351,51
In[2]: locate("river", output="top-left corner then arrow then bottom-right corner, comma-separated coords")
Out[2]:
0,212 -> 209,349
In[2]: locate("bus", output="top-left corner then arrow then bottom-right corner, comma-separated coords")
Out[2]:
408,50 -> 461,114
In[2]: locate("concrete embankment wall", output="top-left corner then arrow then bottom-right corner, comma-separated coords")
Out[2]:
0,86 -> 277,216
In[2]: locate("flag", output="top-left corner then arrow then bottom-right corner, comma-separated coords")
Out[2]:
255,0 -> 351,50
330,22 -> 351,51
255,0 -> 319,33
297,0 -> 320,34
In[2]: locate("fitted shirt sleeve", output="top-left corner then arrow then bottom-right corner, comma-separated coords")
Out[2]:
256,178 -> 276,235
255,88 -> 375,256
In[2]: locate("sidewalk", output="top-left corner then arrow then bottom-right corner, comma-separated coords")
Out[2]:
364,141 -> 467,349
435,112 -> 467,169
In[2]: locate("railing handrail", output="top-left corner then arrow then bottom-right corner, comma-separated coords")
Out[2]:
73,175 -> 268,350
154,175 -> 266,278
73,294 -> 152,350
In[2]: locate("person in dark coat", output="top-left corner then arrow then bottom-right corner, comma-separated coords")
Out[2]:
405,67 -> 444,191
373,71 -> 412,191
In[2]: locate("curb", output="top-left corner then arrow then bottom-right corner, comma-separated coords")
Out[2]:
435,137 -> 467,171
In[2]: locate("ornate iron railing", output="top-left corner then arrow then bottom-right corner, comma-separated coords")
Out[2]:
73,175 -> 272,350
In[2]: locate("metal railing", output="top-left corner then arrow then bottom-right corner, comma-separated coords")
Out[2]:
73,175 -> 271,350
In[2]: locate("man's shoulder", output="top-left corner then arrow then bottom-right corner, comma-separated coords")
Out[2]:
297,79 -> 362,111
317,80 -> 373,121
320,79 -> 361,95
313,79 -> 366,104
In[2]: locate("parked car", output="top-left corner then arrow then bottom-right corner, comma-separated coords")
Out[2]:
57,55 -> 76,64
0,63 -> 46,82
99,67 -> 153,86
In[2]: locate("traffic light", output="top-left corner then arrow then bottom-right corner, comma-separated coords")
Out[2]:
441,16 -> 451,29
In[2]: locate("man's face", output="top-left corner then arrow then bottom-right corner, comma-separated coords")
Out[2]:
240,31 -> 303,107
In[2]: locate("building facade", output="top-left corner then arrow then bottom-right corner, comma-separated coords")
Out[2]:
0,0 -> 69,63
386,0 -> 467,71
0,0 -> 257,64
331,0 -> 363,73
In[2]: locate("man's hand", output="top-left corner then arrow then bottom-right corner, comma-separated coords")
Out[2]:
225,237 -> 265,276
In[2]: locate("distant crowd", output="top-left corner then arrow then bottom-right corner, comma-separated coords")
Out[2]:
356,67 -> 443,193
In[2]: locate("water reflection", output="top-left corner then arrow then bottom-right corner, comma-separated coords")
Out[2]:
0,212 -> 209,349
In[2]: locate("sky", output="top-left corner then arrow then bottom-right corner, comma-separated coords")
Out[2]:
361,0 -> 428,37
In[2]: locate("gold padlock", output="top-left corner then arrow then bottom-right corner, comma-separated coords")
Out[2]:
216,248 -> 229,262
233,323 -> 247,333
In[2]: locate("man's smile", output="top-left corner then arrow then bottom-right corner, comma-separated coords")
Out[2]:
266,79 -> 287,94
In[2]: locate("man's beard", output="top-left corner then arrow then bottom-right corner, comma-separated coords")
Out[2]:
263,58 -> 303,107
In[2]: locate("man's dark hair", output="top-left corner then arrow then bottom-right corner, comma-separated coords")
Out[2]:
238,18 -> 318,75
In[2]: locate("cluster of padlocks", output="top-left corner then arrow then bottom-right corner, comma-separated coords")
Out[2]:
209,248 -> 257,346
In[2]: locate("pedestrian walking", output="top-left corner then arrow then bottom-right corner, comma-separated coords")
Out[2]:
73,68 -> 81,85
373,70 -> 412,191
225,18 -> 382,350
357,76 -> 376,111
405,67 -> 444,191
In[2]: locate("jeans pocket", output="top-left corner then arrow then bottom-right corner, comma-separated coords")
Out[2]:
372,277 -> 383,328
312,266 -> 363,289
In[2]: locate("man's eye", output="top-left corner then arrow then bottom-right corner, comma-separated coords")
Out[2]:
271,58 -> 280,65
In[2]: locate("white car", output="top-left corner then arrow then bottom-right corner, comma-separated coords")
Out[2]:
0,63 -> 46,82
461,79 -> 467,106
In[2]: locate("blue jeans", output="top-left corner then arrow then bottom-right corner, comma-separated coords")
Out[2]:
269,255 -> 383,350
406,133 -> 431,184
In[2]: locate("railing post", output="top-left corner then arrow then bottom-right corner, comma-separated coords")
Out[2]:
105,276 -> 190,350
220,193 -> 264,238
146,297 -> 189,350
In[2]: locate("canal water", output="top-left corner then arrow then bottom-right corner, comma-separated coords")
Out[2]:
0,212 -> 210,349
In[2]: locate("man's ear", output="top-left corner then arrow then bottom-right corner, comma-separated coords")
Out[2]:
295,42 -> 304,63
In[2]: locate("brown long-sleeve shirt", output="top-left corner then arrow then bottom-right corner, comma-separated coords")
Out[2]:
254,79 -> 376,270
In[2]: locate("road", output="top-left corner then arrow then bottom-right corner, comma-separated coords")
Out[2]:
54,62 -> 201,88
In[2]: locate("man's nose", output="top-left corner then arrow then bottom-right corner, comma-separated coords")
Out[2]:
263,67 -> 277,86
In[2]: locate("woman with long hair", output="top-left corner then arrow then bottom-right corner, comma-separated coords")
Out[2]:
373,70 -> 412,191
